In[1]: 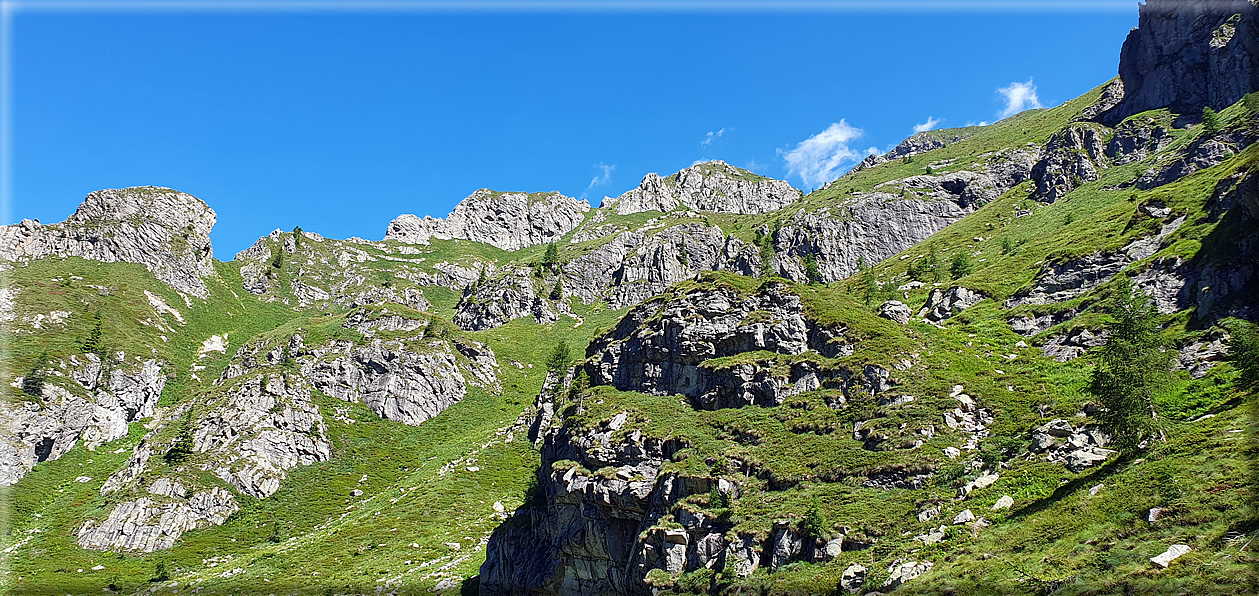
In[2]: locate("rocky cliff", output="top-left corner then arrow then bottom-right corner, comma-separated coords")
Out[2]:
604,161 -> 801,215
0,187 -> 216,297
581,281 -> 867,409
385,189 -> 591,251
1097,0 -> 1258,125
0,353 -> 165,486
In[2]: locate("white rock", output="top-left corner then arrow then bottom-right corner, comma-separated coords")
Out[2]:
1150,544 -> 1191,568
992,495 -> 1014,510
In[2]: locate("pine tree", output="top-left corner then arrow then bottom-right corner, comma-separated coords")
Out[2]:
1201,106 -> 1222,135
950,252 -> 974,279
550,277 -> 564,301
1088,278 -> 1170,452
542,243 -> 560,272
546,340 -> 571,373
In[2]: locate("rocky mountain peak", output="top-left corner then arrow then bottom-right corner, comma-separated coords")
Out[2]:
384,188 -> 589,251
0,186 -> 216,297
605,160 -> 801,215
1096,0 -> 1258,125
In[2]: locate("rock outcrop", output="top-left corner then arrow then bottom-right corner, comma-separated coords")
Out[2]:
0,187 -> 216,297
772,149 -> 1036,283
76,487 -> 238,553
604,161 -> 801,215
0,354 -> 165,486
1031,125 -> 1108,203
385,189 -> 590,250
581,280 -> 881,410
482,397 -> 733,595
80,334 -> 340,552
1096,0 -> 1258,126
300,323 -> 500,426
918,287 -> 985,322
453,267 -> 559,331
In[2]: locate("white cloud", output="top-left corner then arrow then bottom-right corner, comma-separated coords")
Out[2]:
701,127 -> 729,147
913,116 -> 943,133
778,120 -> 867,188
587,162 -> 615,189
997,78 -> 1043,119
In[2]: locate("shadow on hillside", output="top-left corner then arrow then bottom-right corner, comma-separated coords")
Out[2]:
1006,457 -> 1129,520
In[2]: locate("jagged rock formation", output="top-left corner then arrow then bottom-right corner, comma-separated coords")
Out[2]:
0,354 -> 165,486
1032,125 -> 1108,202
772,148 -> 1037,283
604,161 -> 801,215
76,487 -> 238,553
1135,126 -> 1256,190
80,341 -> 332,552
481,399 -> 721,595
453,267 -> 559,331
581,281 -> 882,410
1096,0 -> 1258,126
0,187 -> 216,297
235,228 -> 445,309
566,224 -> 760,309
301,323 -> 500,426
385,189 -> 590,250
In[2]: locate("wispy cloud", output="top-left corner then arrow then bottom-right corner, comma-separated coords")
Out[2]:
912,116 -> 942,133
580,162 -> 615,200
701,127 -> 729,147
997,78 -> 1042,118
778,120 -> 873,187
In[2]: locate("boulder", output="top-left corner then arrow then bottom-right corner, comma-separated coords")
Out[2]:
878,300 -> 912,324
840,563 -> 868,593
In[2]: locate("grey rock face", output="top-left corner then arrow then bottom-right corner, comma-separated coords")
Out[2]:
1041,327 -> 1107,362
918,287 -> 985,322
83,341 -> 333,552
1031,125 -> 1108,203
0,355 -> 165,486
1096,0 -> 1258,126
605,161 -> 801,215
1135,128 -> 1254,190
0,187 -> 216,297
301,333 -> 499,427
483,385 -> 745,595
1106,114 -> 1174,165
386,189 -> 590,251
453,267 -> 558,331
883,559 -> 934,589
840,563 -> 868,593
1079,78 -> 1127,122
76,487 -> 238,553
773,149 -> 1035,284
563,224 -> 759,310
582,282 -> 875,410
193,371 -> 332,499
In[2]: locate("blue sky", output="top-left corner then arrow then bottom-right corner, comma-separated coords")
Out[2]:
7,3 -> 1137,257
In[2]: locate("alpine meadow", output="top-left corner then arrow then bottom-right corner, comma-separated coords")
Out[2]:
2,1 -> 1259,595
